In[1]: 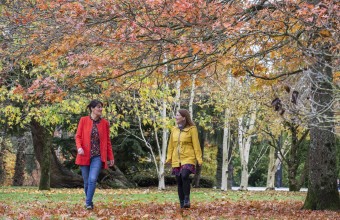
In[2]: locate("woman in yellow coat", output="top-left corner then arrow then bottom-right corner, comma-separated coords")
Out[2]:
166,109 -> 203,209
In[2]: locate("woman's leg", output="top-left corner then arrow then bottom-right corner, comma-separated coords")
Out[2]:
80,165 -> 90,197
175,174 -> 185,208
181,169 -> 192,208
85,156 -> 102,208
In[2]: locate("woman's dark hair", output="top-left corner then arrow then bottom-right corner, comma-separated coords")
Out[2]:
87,100 -> 103,113
178,109 -> 195,127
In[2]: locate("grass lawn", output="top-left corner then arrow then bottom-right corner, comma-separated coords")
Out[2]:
0,186 -> 339,219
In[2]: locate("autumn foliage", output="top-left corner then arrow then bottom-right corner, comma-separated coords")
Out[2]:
0,0 -> 339,213
1,188 -> 340,219
1,0 -> 338,100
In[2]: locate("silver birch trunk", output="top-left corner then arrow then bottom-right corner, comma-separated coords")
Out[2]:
266,137 -> 289,189
189,74 -> 196,118
158,55 -> 169,190
221,108 -> 230,191
136,115 -> 159,175
131,89 -> 169,190
158,81 -> 168,190
238,107 -> 256,190
266,146 -> 276,189
175,80 -> 181,113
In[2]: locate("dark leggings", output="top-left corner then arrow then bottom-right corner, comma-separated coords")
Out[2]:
176,169 -> 191,201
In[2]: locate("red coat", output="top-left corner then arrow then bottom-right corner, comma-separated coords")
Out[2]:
75,116 -> 114,169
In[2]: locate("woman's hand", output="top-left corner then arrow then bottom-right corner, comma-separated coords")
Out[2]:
77,147 -> 84,155
108,160 -> 115,167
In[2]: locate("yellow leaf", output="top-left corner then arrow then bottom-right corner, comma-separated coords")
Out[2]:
319,29 -> 331,37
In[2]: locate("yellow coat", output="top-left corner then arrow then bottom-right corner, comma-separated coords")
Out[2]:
166,125 -> 203,167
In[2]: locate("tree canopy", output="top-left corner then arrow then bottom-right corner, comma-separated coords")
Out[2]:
0,0 -> 339,210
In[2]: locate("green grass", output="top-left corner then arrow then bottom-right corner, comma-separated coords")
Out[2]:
0,186 -> 306,205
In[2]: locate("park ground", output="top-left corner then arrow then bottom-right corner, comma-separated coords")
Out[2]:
0,187 -> 339,219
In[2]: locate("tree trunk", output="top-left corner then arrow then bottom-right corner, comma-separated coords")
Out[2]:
239,164 -> 249,190
287,125 -> 301,191
221,108 -> 230,190
158,89 -> 168,190
216,125 -> 234,190
98,165 -> 135,188
215,129 -> 223,189
189,74 -> 196,119
266,144 -> 275,190
31,120 -> 51,190
298,147 -> 309,189
227,162 -> 233,190
238,108 -> 256,191
156,144 -> 165,189
12,136 -> 27,186
30,119 -> 83,189
303,55 -> 340,210
287,162 -> 299,191
288,125 -> 297,191
227,138 -> 234,190
267,134 -> 287,190
175,80 -> 181,113
0,137 -> 7,185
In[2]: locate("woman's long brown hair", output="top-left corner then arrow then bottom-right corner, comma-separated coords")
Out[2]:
178,109 -> 195,127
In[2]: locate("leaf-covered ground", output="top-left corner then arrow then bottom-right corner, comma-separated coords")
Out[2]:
0,187 -> 339,219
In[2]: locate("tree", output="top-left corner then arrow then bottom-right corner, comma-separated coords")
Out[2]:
237,104 -> 257,190
221,108 -> 231,190
303,53 -> 339,210
12,134 -> 28,186
1,0 -> 339,210
215,0 -> 339,209
30,119 -> 86,189
194,77 -> 232,190
115,79 -> 176,189
262,105 -> 310,191
0,136 -> 7,185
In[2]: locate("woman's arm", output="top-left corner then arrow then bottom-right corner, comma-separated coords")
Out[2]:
75,117 -> 85,155
165,128 -> 174,164
191,126 -> 203,165
75,117 -> 84,149
106,121 -> 114,165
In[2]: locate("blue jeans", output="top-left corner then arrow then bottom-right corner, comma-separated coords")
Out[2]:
80,156 -> 102,207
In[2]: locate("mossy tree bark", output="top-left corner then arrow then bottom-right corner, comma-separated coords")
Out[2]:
302,53 -> 340,210
215,128 -> 223,189
0,138 -> 7,185
30,119 -> 83,189
12,136 -> 27,186
31,119 -> 51,190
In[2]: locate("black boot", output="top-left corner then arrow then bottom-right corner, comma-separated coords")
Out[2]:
183,196 -> 190,208
180,200 -> 184,208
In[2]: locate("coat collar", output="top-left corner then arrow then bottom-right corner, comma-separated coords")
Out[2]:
174,125 -> 195,132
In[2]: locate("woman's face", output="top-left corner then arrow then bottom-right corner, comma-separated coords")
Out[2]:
175,112 -> 185,125
91,104 -> 103,117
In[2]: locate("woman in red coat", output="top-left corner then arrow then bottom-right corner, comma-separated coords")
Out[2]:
75,100 -> 114,210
